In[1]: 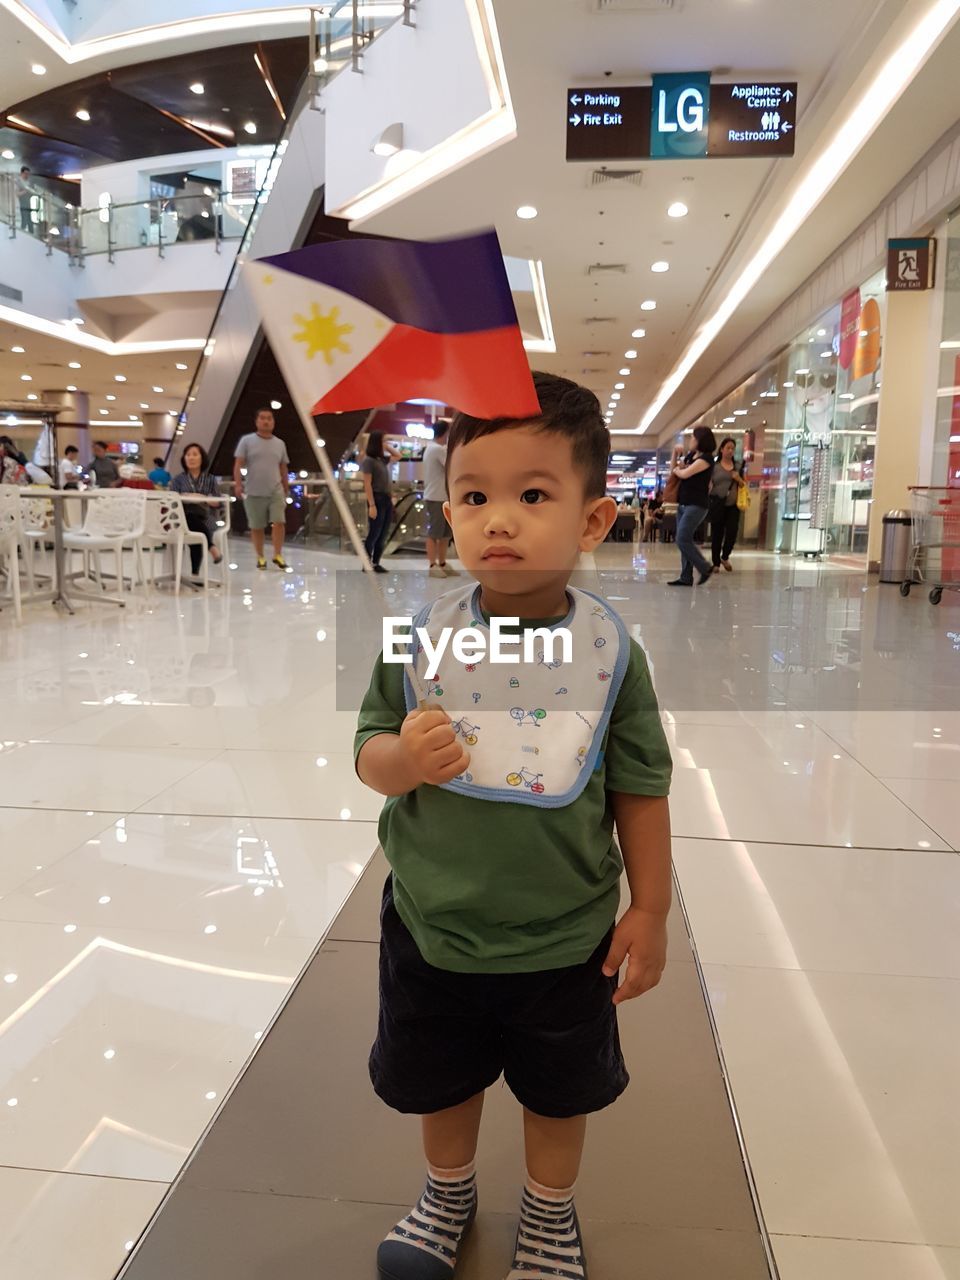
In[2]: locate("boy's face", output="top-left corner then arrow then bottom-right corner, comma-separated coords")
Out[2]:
443,425 -> 615,603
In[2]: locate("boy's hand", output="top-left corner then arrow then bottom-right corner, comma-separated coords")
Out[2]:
601,907 -> 667,1005
399,706 -> 470,787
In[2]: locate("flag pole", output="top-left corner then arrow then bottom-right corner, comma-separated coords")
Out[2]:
296,408 -> 374,572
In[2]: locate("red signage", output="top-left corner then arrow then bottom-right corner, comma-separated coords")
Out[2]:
839,289 -> 861,370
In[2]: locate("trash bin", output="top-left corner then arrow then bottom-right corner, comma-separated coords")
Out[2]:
879,510 -> 913,583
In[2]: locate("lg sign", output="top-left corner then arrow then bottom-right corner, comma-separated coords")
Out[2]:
657,87 -> 705,133
651,73 -> 710,158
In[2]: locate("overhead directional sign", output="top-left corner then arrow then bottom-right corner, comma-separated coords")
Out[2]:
566,86 -> 651,162
707,82 -> 797,157
565,77 -> 797,162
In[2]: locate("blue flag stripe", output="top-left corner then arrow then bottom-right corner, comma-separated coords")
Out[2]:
259,231 -> 518,335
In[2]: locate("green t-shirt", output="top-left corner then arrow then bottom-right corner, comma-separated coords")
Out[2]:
354,624 -> 672,975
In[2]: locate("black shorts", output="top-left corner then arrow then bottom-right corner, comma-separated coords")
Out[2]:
369,877 -> 629,1119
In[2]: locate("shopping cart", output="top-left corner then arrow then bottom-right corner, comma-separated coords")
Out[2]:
900,486 -> 960,605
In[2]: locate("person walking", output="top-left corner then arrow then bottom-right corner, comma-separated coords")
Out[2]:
668,426 -> 716,587
233,407 -> 290,570
709,437 -> 747,572
360,430 -> 400,574
171,443 -> 223,576
16,167 -> 34,233
421,419 -> 458,579
59,445 -> 82,489
148,456 -> 172,488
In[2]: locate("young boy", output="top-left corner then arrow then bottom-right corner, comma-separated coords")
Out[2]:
354,372 -> 673,1280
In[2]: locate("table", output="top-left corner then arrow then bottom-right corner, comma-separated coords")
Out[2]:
18,488 -> 231,614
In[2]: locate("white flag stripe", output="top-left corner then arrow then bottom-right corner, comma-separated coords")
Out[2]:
247,264 -> 395,417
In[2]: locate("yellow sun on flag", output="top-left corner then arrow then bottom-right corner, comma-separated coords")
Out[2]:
292,303 -> 355,365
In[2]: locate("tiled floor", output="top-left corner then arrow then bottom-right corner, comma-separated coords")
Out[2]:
1,539 -> 958,1279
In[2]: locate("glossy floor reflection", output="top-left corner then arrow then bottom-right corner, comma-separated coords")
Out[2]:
0,539 -> 958,1279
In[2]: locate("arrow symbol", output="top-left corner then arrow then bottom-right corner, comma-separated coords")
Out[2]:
781,121 -> 793,133
783,89 -> 794,102
569,114 -> 582,127
569,94 -> 582,106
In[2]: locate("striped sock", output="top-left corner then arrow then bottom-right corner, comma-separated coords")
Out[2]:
377,1163 -> 477,1279
507,1178 -> 585,1279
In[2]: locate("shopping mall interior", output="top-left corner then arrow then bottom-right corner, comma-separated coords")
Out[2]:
1,3 -> 959,1279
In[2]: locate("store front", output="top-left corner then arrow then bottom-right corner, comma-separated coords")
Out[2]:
679,267 -> 886,565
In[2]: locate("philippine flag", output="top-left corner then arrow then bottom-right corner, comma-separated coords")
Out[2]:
248,230 -> 541,422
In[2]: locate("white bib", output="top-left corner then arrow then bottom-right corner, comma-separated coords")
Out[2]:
402,585 -> 629,808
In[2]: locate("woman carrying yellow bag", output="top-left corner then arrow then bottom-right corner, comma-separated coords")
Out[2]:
710,437 -> 748,572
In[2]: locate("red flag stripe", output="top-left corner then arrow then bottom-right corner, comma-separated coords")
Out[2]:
310,324 -> 540,420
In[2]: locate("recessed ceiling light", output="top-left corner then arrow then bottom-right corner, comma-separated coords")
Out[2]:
795,368 -> 810,375
611,393 -> 621,401
69,361 -> 81,369
114,374 -> 126,382
619,368 -> 631,376
820,350 -> 832,358
817,328 -> 827,336
11,345 -> 24,354
26,394 -> 37,401
66,385 -> 77,392
667,201 -> 688,218
129,414 -> 139,421
734,409 -> 748,416
31,63 -> 46,76
270,399 -> 282,410
243,121 -> 257,135
651,261 -> 669,273
783,380 -> 794,387
175,362 -> 188,370
75,109 -> 91,122
1,149 -> 14,160
20,374 -> 31,382
152,386 -> 164,393
190,82 -> 205,94
516,205 -> 538,219
140,403 -> 149,409
624,349 -> 638,359
631,328 -> 645,339
614,382 -> 625,390
724,416 -> 736,423
640,300 -> 657,311
99,409 -> 108,415
106,394 -> 116,401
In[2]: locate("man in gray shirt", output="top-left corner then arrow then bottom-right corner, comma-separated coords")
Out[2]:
90,441 -> 120,488
233,407 -> 290,570
421,419 -> 458,579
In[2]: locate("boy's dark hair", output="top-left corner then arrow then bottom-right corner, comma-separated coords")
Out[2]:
432,419 -> 450,442
446,371 -> 609,499
692,426 -> 717,456
94,440 -> 108,449
65,445 -> 78,456
255,406 -> 275,418
153,456 -> 165,467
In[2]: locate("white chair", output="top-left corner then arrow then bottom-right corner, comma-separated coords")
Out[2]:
63,490 -> 147,596
142,493 -> 188,593
19,495 -> 54,593
0,489 -> 23,622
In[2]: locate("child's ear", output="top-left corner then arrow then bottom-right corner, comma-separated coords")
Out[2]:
580,496 -> 617,551
442,500 -> 452,526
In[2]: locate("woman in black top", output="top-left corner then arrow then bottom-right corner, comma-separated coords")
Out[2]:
360,431 -> 401,572
668,426 -> 716,586
171,443 -> 223,575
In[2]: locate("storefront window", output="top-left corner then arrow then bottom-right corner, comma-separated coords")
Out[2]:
934,204 -> 960,489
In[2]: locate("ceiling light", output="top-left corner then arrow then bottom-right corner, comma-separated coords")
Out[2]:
637,2 -> 960,435
190,82 -> 205,94
817,328 -> 827,336
129,415 -> 139,421
99,409 -> 108,415
631,328 -> 645,339
614,382 -> 625,390
26,394 -> 37,401
611,393 -> 621,401
651,261 -> 669,273
795,368 -> 810,375
270,399 -> 282,410
619,368 -> 631,376
516,205 -> 538,219
69,361 -> 81,369
243,121 -> 258,135
783,380 -> 794,387
31,63 -> 46,76
11,345 -> 24,353
734,409 -> 747,415
624,349 -> 638,359
175,363 -> 188,370
667,201 -> 688,218
820,350 -> 832,358
75,109 -> 91,122
724,416 -> 736,423
313,56 -> 329,74
640,300 -> 656,311
20,374 -> 31,382
66,385 -> 77,392
114,374 -> 126,382
1,149 -> 14,160
140,403 -> 149,409
152,386 -> 164,393
106,394 -> 116,401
